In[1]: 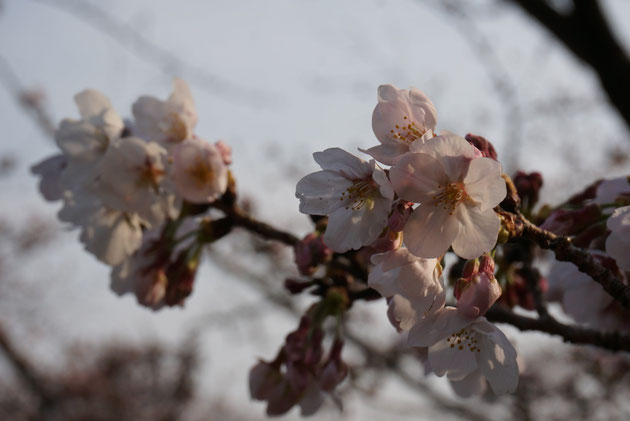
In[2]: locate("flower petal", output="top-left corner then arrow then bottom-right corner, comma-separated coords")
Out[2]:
428,336 -> 478,380
403,203 -> 459,259
390,153 -> 448,203
449,369 -> 486,397
451,206 -> 500,259
463,158 -> 506,210
296,170 -> 351,215
313,148 -> 370,179
476,326 -> 519,394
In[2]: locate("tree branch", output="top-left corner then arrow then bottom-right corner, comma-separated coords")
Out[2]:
486,305 -> 630,352
508,0 -> 630,132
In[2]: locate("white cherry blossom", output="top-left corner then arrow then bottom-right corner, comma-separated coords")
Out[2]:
173,137 -> 228,203
132,78 -> 197,148
408,307 -> 519,396
606,205 -> 630,272
368,248 -> 445,331
363,84 -> 437,166
295,148 -> 394,252
390,133 -> 506,259
55,90 -> 124,190
97,136 -> 178,226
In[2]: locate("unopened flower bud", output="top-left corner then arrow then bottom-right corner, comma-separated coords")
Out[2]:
513,171 -> 543,210
214,140 -> 232,165
465,133 -> 498,160
540,204 -> 601,235
284,278 -> 315,295
294,233 -> 332,276
249,359 -> 283,401
457,273 -> 502,318
320,339 -> 347,392
388,201 -> 414,232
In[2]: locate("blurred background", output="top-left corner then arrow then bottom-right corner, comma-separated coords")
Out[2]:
1,0 -> 630,419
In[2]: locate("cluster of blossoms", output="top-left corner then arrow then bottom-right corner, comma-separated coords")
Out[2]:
295,84 -> 518,397
32,80 -> 231,309
32,80 -> 630,416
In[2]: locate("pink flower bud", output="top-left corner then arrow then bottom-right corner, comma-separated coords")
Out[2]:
457,273 -> 502,319
294,233 -> 332,276
320,339 -> 347,392
214,140 -> 232,165
388,201 -> 414,232
249,360 -> 282,401
465,133 -> 498,160
540,204 -> 601,235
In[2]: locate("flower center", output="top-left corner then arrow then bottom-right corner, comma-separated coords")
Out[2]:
433,182 -> 468,215
187,158 -> 215,187
161,112 -> 188,142
446,328 -> 480,353
340,179 -> 377,211
389,115 -> 426,144
137,157 -> 165,190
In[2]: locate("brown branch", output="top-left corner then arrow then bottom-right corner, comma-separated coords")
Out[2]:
486,305 -> 630,353
0,326 -> 54,408
510,213 -> 630,309
229,206 -> 299,247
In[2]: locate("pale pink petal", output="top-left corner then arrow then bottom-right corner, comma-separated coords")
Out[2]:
296,171 -> 352,215
428,336 -> 478,380
476,328 -> 519,394
408,307 -> 470,347
451,206 -> 500,259
74,89 -> 114,119
403,203 -> 459,259
390,153 -> 447,203
371,162 -> 395,200
463,158 -> 506,210
361,143 -> 411,166
313,148 -> 370,179
410,132 -> 476,181
408,87 -> 437,129
387,295 -> 418,332
449,369 -> 486,397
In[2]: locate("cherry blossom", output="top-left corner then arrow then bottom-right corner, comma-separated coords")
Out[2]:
97,136 -> 178,226
363,84 -> 437,166
295,148 -> 394,252
408,307 -> 519,396
173,137 -> 229,203
368,248 -> 445,331
132,78 -> 197,148
606,205 -> 630,272
390,133 -> 506,259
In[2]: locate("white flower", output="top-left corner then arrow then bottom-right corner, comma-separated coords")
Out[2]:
390,133 -> 506,259
606,205 -> 630,272
173,137 -> 228,203
368,248 -> 445,331
55,90 -> 124,190
97,136 -> 178,226
79,206 -> 144,266
408,307 -> 519,396
132,78 -> 197,148
363,84 -> 437,166
295,148 -> 394,252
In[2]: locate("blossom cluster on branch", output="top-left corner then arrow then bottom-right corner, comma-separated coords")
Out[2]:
31,81 -> 630,416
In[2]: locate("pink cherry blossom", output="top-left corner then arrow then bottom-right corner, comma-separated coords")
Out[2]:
390,133 -> 506,259
368,248 -> 445,331
363,84 -> 437,166
408,307 -> 519,396
132,78 -> 197,148
173,137 -> 228,203
295,148 -> 394,252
